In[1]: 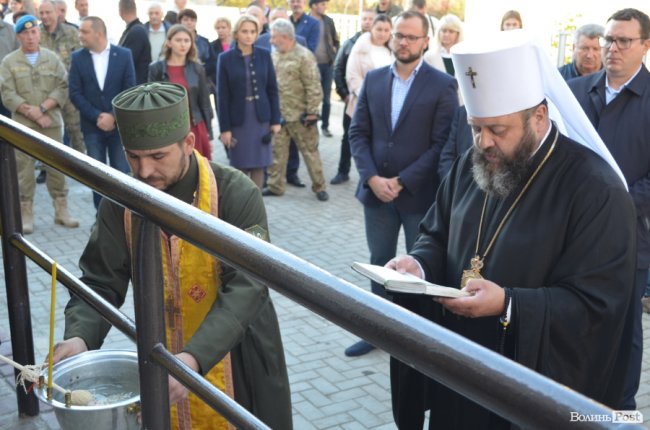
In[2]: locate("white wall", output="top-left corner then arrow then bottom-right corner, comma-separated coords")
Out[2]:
464,0 -> 650,64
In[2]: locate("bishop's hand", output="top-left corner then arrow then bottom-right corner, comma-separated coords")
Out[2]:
436,279 -> 506,318
386,255 -> 423,279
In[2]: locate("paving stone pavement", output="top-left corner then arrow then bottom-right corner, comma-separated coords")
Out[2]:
0,101 -> 648,429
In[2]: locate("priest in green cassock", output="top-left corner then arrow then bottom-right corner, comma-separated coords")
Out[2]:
52,82 -> 292,430
387,30 -> 637,429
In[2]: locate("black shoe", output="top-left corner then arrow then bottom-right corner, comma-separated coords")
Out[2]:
330,172 -> 349,185
36,170 -> 46,184
262,187 -> 281,196
316,191 -> 329,201
321,128 -> 333,137
344,340 -> 375,357
286,176 -> 306,187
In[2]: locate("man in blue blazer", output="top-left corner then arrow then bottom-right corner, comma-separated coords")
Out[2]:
288,0 -> 319,53
568,7 -> 650,411
348,11 -> 458,358
69,16 -> 136,208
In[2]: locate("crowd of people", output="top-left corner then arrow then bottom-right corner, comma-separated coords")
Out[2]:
0,0 -> 649,428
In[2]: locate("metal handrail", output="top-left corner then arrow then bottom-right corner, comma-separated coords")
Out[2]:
0,116 -> 643,429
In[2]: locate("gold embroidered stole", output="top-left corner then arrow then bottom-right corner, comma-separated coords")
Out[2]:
125,150 -> 234,430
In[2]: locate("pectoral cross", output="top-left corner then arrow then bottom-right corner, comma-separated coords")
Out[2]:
465,67 -> 478,88
460,255 -> 484,288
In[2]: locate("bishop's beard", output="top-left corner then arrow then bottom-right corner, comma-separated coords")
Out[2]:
471,124 -> 539,198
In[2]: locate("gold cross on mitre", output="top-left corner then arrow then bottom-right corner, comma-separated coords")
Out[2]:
465,67 -> 478,88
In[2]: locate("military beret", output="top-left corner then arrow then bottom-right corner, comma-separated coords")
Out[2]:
112,82 -> 190,151
15,15 -> 38,34
309,0 -> 327,6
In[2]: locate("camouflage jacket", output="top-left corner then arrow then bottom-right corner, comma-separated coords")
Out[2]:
40,22 -> 81,70
0,47 -> 68,129
272,42 -> 322,122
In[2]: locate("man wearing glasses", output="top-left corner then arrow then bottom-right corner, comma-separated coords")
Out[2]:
347,10 -> 458,359
569,7 -> 650,411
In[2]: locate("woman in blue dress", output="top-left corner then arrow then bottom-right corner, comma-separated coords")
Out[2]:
216,15 -> 281,189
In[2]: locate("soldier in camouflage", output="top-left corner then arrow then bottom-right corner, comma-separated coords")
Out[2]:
264,18 -> 329,201
0,15 -> 79,234
39,0 -> 85,153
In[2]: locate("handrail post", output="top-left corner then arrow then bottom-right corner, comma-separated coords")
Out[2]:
0,140 -> 39,417
132,217 -> 170,429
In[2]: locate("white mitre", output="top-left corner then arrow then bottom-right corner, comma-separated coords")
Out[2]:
450,30 -> 626,188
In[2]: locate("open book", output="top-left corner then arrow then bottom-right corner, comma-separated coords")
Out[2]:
351,262 -> 470,298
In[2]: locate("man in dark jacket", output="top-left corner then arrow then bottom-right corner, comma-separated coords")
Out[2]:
309,0 -> 339,137
348,11 -> 458,357
118,0 -> 151,84
330,9 -> 374,184
568,7 -> 650,411
145,3 -> 171,61
558,23 -> 604,81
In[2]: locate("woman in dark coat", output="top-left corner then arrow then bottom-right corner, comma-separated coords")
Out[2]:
210,16 -> 233,56
148,24 -> 214,159
216,15 -> 281,188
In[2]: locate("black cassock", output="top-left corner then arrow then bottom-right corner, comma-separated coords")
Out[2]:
392,125 -> 637,429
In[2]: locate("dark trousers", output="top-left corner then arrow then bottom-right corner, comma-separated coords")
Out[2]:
364,203 -> 423,297
286,139 -> 300,179
337,112 -> 352,175
318,63 -> 334,130
622,267 -> 647,409
85,132 -> 130,208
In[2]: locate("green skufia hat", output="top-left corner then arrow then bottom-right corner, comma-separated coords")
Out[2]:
112,82 -> 190,150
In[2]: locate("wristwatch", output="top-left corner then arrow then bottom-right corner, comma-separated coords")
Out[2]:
39,104 -> 46,114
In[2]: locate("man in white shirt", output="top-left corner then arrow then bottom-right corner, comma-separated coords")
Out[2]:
68,16 -> 136,208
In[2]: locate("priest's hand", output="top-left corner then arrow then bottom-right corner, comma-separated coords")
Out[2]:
436,279 -> 506,318
168,352 -> 200,405
50,337 -> 88,364
386,255 -> 424,279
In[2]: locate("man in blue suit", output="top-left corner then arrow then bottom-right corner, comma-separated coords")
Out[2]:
288,0 -> 319,52
568,7 -> 650,411
69,16 -> 136,208
348,11 -> 458,357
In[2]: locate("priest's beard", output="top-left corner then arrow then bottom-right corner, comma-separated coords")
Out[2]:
471,124 -> 539,198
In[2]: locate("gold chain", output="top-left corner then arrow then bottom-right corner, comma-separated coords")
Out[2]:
473,128 -> 559,260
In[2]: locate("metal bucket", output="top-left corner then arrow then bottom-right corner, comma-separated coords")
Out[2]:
35,350 -> 141,430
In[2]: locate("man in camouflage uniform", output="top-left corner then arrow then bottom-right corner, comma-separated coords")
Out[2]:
0,15 -> 79,234
264,18 -> 329,201
39,0 -> 85,153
